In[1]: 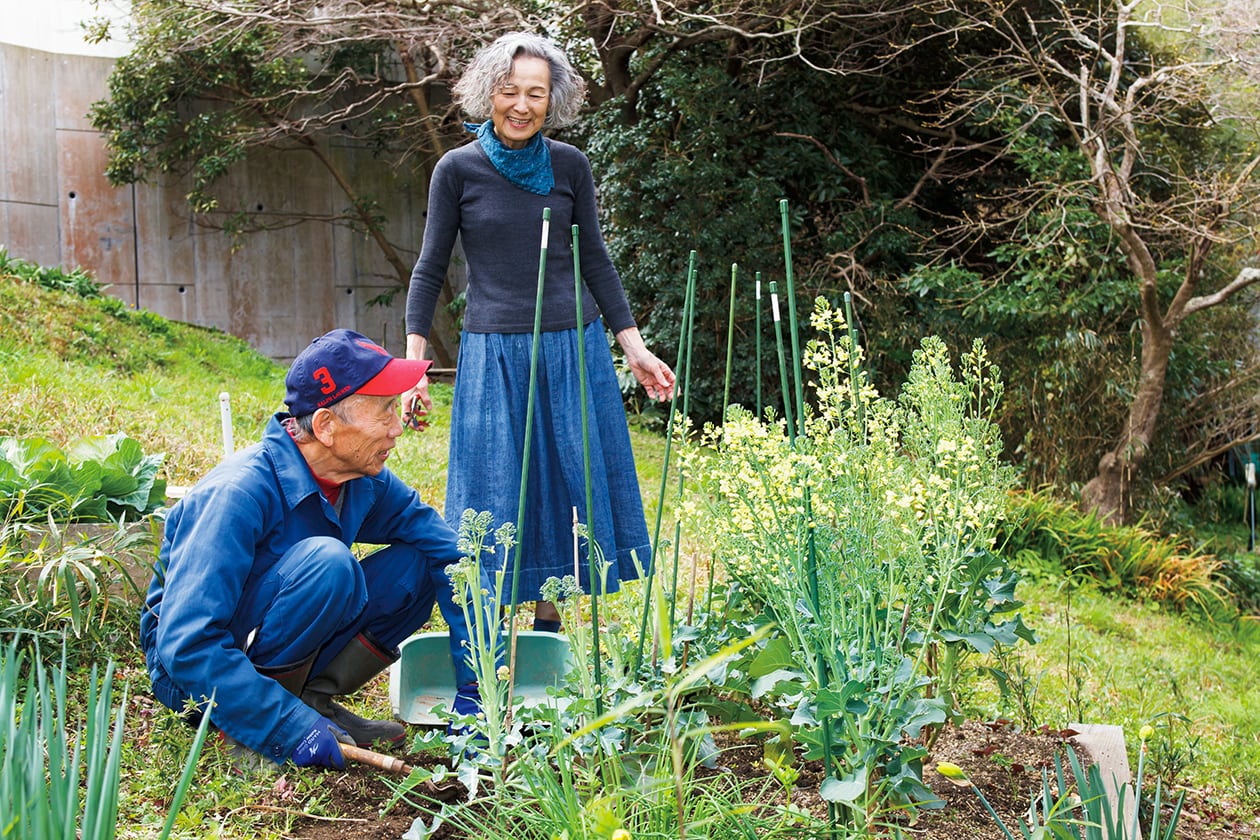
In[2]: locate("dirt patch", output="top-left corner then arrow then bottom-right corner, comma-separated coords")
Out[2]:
269,720 -> 1253,839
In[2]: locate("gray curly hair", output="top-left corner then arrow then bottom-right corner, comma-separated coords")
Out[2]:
452,32 -> 587,129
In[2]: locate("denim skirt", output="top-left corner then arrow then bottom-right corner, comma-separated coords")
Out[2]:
445,321 -> 652,604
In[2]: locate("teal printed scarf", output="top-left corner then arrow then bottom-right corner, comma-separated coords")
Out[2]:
468,120 -> 554,196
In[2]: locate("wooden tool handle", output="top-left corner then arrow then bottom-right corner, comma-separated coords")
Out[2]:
339,743 -> 413,775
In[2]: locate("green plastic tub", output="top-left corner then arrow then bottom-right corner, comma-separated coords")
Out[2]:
389,630 -> 574,725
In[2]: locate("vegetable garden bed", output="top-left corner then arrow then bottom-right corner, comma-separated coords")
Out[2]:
259,719 -> 1243,839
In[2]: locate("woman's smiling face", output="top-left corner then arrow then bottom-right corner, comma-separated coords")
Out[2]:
490,55 -> 551,149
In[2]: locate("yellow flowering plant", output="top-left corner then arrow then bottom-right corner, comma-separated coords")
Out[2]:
690,297 -> 1030,826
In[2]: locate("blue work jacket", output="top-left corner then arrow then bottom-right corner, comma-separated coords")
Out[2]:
140,413 -> 462,762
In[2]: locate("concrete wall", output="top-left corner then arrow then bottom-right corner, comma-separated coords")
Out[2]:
0,41 -> 460,363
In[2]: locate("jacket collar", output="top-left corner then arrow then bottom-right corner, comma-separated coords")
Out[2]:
262,413 -> 329,511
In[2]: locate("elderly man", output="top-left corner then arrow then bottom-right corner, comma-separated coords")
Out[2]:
140,328 -> 478,770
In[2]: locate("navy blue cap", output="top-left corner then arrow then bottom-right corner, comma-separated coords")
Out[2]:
285,329 -> 431,415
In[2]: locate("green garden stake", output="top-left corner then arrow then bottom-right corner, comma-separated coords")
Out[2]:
779,199 -> 805,437
777,247 -> 836,830
843,292 -> 865,434
722,263 -> 738,421
635,250 -> 697,672
571,223 -> 604,716
755,271 -> 763,418
1247,451 -> 1257,552
505,207 -> 551,709
668,254 -> 699,638
769,281 -> 796,446
680,256 -> 697,423
804,478 -> 839,835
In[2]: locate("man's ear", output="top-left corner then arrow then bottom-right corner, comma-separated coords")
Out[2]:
310,407 -> 339,445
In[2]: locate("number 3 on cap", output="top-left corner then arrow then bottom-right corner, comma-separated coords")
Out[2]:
312,366 -> 336,394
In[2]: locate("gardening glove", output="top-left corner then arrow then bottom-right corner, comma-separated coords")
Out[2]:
290,717 -> 351,769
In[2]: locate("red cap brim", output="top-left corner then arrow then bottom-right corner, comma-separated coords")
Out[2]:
356,358 -> 433,396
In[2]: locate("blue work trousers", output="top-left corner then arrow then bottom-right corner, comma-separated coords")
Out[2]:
234,536 -> 473,686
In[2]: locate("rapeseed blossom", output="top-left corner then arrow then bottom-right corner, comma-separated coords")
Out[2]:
692,296 -> 1014,681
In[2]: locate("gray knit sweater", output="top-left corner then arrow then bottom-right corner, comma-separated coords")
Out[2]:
405,137 -> 637,337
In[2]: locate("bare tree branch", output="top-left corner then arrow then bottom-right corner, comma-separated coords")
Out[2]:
1184,267 -> 1260,315
910,0 -> 1260,521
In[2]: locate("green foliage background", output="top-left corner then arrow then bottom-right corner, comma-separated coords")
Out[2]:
585,50 -> 933,426
576,29 -> 1260,504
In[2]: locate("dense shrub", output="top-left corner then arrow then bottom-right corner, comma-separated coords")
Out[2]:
585,51 -> 930,424
1000,489 -> 1229,614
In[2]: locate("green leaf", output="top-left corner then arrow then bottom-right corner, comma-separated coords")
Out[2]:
814,679 -> 872,717
984,572 -> 1020,604
940,629 -> 1000,654
750,667 -> 808,699
898,697 -> 947,739
747,635 -> 796,678
1,436 -> 61,474
820,766 -> 868,804
71,433 -> 166,513
1,434 -> 165,522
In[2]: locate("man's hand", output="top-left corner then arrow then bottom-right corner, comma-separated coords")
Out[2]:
290,717 -> 351,769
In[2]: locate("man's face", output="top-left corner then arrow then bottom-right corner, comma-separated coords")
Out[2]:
323,394 -> 404,479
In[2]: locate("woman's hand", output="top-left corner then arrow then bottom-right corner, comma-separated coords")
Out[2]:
616,327 -> 676,402
402,334 -> 433,429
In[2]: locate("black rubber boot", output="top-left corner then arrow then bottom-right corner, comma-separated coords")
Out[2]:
259,653 -> 318,697
301,631 -> 406,748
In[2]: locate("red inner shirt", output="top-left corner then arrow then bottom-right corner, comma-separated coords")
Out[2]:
313,472 -> 343,506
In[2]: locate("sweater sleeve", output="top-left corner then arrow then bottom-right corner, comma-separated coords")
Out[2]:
406,153 -> 463,338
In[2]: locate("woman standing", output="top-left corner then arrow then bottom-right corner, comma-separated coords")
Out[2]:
404,32 -> 675,633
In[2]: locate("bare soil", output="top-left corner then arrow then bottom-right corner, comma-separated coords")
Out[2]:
263,719 -> 1253,839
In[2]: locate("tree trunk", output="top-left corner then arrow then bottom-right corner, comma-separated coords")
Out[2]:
1079,316 -> 1173,524
297,133 -> 455,368
1078,158 -> 1170,525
